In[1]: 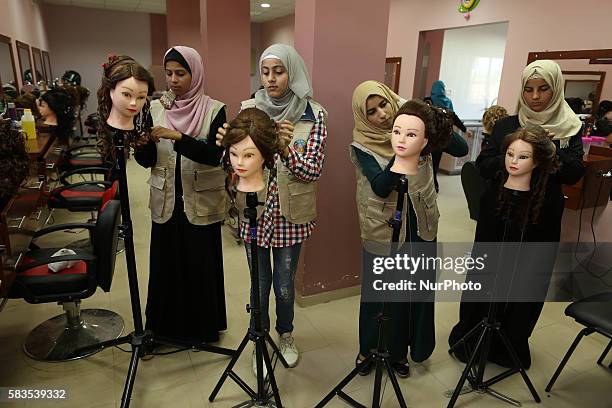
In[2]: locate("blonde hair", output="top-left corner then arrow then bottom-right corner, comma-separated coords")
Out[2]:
482,105 -> 508,134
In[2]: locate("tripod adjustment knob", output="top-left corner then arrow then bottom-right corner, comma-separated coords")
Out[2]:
246,303 -> 252,313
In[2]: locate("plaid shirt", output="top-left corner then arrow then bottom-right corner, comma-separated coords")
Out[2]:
239,106 -> 327,248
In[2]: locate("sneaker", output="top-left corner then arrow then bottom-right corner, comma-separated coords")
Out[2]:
355,354 -> 374,376
252,347 -> 268,378
279,332 -> 299,367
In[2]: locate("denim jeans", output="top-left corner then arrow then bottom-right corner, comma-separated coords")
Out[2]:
245,243 -> 302,335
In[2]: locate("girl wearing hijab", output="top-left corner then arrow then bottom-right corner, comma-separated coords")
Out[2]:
350,81 -> 443,378
218,43 -> 327,371
450,60 -> 585,369
134,46 -> 228,345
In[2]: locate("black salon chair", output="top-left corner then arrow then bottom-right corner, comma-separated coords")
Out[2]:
48,176 -> 117,214
545,292 -> 612,392
9,199 -> 124,361
460,161 -> 485,221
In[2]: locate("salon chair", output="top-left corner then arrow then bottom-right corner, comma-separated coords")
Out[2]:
461,161 -> 485,221
545,292 -> 612,392
9,199 -> 124,361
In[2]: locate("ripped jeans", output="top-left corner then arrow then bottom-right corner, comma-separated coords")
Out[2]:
245,243 -> 302,335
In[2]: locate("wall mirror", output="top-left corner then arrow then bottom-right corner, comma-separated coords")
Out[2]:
42,50 -> 52,82
528,49 -> 612,114
32,47 -> 45,82
0,34 -> 18,95
16,41 -> 33,86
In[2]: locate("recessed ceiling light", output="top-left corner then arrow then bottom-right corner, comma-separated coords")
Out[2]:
261,3 -> 271,8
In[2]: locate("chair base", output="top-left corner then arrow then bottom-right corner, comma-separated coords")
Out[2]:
24,308 -> 124,362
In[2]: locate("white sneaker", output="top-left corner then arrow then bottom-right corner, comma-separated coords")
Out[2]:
279,332 -> 299,367
252,347 -> 268,378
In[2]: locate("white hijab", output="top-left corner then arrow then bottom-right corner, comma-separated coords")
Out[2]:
518,60 -> 582,148
254,44 -> 313,124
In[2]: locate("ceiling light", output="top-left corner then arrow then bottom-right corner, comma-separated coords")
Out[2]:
261,3 -> 271,8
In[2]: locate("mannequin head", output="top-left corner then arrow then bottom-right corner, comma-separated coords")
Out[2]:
482,105 -> 508,135
222,108 -> 278,192
38,88 -> 75,139
390,99 -> 453,174
97,55 -> 154,158
498,126 -> 559,223
97,55 -> 154,130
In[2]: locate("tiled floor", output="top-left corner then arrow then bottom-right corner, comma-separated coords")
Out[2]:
1,160 -> 610,407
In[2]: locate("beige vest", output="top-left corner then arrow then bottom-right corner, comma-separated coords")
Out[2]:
147,98 -> 227,225
240,98 -> 327,224
349,142 -> 439,246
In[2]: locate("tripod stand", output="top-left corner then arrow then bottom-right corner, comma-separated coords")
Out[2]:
77,129 -> 235,407
446,203 -> 541,408
316,176 -> 410,408
209,191 -> 289,408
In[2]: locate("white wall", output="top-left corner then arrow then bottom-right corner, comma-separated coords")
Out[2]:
439,22 -> 508,120
42,4 -> 152,114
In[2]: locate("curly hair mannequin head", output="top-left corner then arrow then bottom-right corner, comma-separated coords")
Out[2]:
96,55 -> 154,159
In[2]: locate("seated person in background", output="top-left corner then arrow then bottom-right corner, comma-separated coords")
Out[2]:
593,100 -> 612,142
565,97 -> 583,114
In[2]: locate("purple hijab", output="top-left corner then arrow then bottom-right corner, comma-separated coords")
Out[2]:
164,46 -> 211,136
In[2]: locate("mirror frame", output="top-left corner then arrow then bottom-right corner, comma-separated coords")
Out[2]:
562,70 -> 606,113
42,50 -> 52,81
0,34 -> 19,94
31,46 -> 45,82
15,40 -> 33,86
527,49 -> 612,113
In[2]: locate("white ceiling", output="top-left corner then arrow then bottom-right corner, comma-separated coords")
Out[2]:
41,0 -> 295,22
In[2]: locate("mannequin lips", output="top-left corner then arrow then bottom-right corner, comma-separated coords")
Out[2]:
396,145 -> 406,152
236,168 -> 247,173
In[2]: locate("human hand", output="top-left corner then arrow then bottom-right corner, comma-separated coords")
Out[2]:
277,120 -> 294,157
151,126 -> 181,142
216,123 -> 229,147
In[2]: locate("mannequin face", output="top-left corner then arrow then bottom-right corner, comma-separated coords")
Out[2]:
261,58 -> 289,99
165,60 -> 192,97
229,136 -> 265,180
391,114 -> 428,157
505,139 -> 536,176
366,95 -> 393,129
523,78 -> 553,112
36,98 -> 52,119
109,77 -> 148,119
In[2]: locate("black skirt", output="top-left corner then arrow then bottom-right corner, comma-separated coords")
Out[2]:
145,209 -> 227,344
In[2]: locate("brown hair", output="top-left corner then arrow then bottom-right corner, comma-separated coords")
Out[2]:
497,126 -> 559,225
96,55 -> 154,159
394,99 -> 453,155
482,105 -> 508,134
222,108 -> 279,170
0,119 -> 30,203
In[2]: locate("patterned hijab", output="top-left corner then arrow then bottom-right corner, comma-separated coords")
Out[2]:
352,80 -> 402,160
254,44 -> 313,124
163,46 -> 211,136
518,60 -> 582,148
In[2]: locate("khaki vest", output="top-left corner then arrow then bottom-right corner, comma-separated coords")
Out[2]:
240,98 -> 327,224
147,98 -> 227,225
349,142 -> 439,247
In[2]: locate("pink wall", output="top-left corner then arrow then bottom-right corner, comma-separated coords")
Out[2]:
150,14 -> 168,66
0,0 -> 48,89
295,0 -> 391,297
200,0 -> 251,118
166,0 -> 201,53
387,0 -> 612,111
43,5 -> 152,113
260,14 -> 295,50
